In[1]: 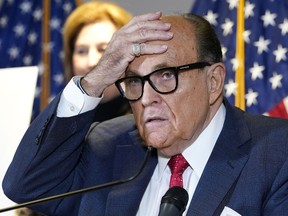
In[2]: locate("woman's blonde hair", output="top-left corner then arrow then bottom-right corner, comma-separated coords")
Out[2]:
63,1 -> 132,80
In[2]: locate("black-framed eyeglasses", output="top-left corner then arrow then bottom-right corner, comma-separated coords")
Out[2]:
115,61 -> 211,101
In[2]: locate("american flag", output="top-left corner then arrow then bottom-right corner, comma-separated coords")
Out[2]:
0,0 -> 79,120
191,0 -> 288,118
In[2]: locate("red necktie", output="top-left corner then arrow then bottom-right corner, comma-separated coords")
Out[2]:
168,154 -> 189,188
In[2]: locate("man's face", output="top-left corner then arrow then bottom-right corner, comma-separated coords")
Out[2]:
128,17 -> 218,156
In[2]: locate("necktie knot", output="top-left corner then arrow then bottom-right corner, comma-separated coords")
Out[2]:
168,154 -> 189,188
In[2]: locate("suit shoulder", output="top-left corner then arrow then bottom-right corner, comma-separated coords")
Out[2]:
86,114 -> 137,144
244,112 -> 288,131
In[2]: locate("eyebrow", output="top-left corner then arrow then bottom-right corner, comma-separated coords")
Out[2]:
125,63 -> 170,76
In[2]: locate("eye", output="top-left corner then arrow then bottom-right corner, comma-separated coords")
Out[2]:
73,47 -> 88,56
97,44 -> 108,54
160,70 -> 176,80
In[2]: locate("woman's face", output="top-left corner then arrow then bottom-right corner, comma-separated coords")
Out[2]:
73,21 -> 120,103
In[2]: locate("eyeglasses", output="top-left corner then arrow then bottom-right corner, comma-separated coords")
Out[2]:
115,62 -> 211,101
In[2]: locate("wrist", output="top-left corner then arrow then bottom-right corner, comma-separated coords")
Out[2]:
80,75 -> 105,97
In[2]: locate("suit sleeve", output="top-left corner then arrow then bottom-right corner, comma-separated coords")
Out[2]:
2,94 -> 96,213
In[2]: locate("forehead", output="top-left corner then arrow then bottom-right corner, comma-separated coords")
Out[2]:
128,16 -> 198,75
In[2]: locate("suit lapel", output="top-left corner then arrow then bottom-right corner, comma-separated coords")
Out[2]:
187,101 -> 252,216
105,130 -> 158,216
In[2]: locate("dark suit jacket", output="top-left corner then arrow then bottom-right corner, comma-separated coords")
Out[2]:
3,96 -> 288,216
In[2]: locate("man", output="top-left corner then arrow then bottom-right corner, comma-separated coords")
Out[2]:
3,12 -> 288,216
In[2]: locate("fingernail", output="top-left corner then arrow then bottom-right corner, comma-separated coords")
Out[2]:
161,45 -> 168,50
164,23 -> 171,28
167,32 -> 173,37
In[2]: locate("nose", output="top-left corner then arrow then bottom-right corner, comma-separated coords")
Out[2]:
87,49 -> 101,69
140,81 -> 161,106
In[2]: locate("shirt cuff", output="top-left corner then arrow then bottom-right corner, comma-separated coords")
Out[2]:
57,76 -> 102,117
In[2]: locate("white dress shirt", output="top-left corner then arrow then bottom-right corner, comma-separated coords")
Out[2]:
57,77 -> 226,215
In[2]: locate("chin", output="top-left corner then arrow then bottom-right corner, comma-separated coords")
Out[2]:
158,146 -> 181,157
147,138 -> 176,156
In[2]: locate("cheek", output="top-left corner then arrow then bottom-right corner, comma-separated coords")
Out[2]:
130,103 -> 142,126
172,78 -> 209,137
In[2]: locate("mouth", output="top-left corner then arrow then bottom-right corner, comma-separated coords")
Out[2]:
145,116 -> 166,124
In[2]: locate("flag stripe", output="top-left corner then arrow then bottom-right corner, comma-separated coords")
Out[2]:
267,98 -> 288,118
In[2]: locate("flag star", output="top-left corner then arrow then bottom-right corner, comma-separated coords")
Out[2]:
249,62 -> 265,80
244,1 -> 255,18
269,72 -> 283,89
279,18 -> 288,36
225,79 -> 238,97
59,50 -> 64,60
245,88 -> 258,107
231,58 -> 239,71
53,74 -> 65,86
227,0 -> 238,10
253,36 -> 271,54
0,15 -> 8,28
23,54 -> 33,65
19,1 -> 32,14
273,44 -> 287,63
8,46 -> 20,59
33,8 -> 43,21
63,3 -> 73,14
34,86 -> 41,98
221,46 -> 227,60
243,30 -> 251,43
38,63 -> 44,76
205,10 -> 218,25
50,17 -> 61,30
261,10 -> 277,27
221,18 -> 234,36
28,32 -> 37,45
13,23 -> 25,37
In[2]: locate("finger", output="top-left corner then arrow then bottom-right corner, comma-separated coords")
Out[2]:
136,43 -> 168,56
122,15 -> 171,33
122,12 -> 169,33
131,11 -> 162,23
124,20 -> 171,34
128,29 -> 173,44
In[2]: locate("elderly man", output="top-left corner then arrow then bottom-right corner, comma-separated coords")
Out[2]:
3,12 -> 288,216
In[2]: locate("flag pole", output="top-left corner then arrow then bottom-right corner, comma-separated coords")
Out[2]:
40,0 -> 51,111
235,0 -> 246,110
75,0 -> 83,6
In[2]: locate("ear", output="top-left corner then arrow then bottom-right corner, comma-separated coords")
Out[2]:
207,62 -> 226,105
